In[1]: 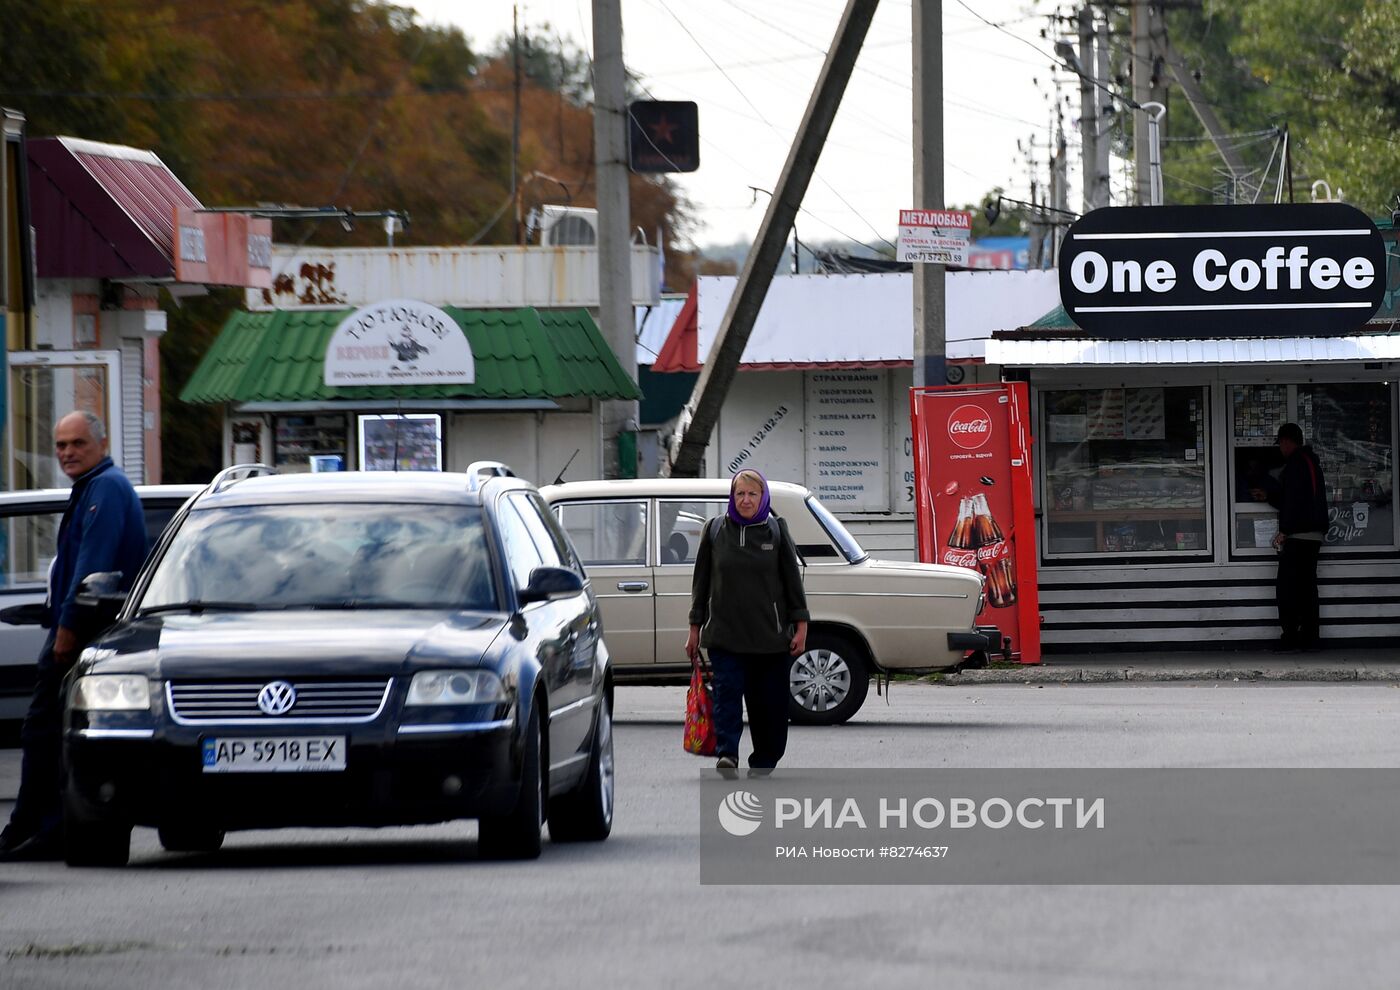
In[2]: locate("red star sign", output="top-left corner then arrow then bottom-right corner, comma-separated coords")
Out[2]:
648,115 -> 677,144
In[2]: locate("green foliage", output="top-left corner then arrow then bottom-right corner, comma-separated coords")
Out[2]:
159,289 -> 243,484
0,0 -> 690,482
1161,0 -> 1400,214
490,22 -> 593,104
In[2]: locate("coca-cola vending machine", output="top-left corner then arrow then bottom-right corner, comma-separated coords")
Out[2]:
910,382 -> 1041,664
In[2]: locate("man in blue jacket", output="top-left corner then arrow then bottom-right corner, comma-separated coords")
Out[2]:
0,412 -> 146,860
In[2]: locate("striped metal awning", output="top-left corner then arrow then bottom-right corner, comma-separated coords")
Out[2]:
984,334 -> 1400,366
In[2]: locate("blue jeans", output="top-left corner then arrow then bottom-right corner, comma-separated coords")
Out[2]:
709,648 -> 790,769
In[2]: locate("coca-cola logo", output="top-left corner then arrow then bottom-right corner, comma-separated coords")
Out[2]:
976,541 -> 1010,564
948,404 -> 992,450
942,548 -> 977,569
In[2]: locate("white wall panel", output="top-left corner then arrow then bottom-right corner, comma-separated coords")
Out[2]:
714,371 -> 804,485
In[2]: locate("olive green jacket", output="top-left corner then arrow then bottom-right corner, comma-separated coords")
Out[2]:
689,515 -> 809,654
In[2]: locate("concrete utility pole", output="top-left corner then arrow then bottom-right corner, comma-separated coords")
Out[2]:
1165,44 -> 1248,201
668,0 -> 878,479
1073,5 -> 1110,212
592,0 -> 638,479
912,0 -> 945,389
1130,0 -> 1167,205
1052,116 -> 1069,262
1095,14 -> 1112,207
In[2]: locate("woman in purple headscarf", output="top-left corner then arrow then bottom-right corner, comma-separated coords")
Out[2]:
686,469 -> 809,775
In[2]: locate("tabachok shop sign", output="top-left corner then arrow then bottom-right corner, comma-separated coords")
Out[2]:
1058,203 -> 1387,338
324,299 -> 475,386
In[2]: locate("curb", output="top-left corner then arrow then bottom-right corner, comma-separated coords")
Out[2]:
932,666 -> 1400,684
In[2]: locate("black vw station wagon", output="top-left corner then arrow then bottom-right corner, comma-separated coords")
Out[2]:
61,464 -> 613,865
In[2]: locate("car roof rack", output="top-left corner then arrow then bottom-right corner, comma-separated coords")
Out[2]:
466,461 -> 516,491
207,463 -> 277,495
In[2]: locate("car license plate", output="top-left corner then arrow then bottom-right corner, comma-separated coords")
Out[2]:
201,736 -> 346,773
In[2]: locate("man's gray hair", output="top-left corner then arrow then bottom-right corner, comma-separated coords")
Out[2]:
72,411 -> 106,443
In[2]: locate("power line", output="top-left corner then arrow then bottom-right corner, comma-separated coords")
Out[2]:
653,0 -> 896,250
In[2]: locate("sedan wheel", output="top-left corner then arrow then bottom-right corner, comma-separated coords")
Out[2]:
788,632 -> 871,726
478,704 -> 544,860
63,787 -> 131,868
548,695 -> 614,842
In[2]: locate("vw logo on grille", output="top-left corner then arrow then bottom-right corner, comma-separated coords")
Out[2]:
256,681 -> 297,716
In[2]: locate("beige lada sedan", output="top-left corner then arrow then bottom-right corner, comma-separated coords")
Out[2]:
540,479 -> 995,724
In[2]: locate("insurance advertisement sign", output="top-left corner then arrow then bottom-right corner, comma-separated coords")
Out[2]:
1058,203 -> 1387,338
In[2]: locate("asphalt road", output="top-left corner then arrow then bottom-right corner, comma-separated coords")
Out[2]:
3,681 -> 1400,989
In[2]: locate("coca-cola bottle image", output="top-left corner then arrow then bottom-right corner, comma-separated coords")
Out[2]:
942,496 -> 978,569
972,493 -> 1018,607
972,492 -> 1003,545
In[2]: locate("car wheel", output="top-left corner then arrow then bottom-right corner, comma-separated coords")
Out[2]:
63,789 -> 131,868
548,694 -> 614,842
478,703 -> 544,860
788,632 -> 871,726
158,822 -> 225,854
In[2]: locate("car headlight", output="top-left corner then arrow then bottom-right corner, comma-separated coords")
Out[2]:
406,670 -> 507,706
71,675 -> 151,711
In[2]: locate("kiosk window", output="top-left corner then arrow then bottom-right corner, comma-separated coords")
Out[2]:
1042,386 -> 1209,556
1233,383 -> 1395,550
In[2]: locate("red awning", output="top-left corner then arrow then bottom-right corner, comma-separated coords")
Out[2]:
651,283 -> 700,372
28,137 -> 201,279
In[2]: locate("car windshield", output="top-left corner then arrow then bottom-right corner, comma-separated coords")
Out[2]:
805,496 -> 867,563
138,502 -> 497,612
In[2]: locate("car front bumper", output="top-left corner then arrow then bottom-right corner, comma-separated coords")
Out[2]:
64,718 -> 522,831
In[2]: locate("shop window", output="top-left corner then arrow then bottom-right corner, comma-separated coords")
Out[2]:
357,414 -> 440,472
1231,383 -> 1394,551
8,354 -> 119,489
274,414 -> 347,472
1042,386 -> 1209,556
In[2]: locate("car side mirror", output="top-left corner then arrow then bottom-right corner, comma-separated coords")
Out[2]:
0,602 -> 49,627
74,571 -> 128,624
517,566 -> 584,606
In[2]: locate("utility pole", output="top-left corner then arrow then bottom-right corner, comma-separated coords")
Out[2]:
1095,12 -> 1112,207
669,0 -> 877,478
1283,124 -> 1293,203
1052,112 -> 1069,262
512,4 -> 523,244
1165,44 -> 1247,202
1075,5 -> 1098,214
912,0 -> 945,389
1130,0 -> 1167,205
592,0 -> 638,479
1027,176 -> 1045,269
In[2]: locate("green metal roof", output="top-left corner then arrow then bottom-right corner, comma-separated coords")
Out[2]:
180,306 -> 640,404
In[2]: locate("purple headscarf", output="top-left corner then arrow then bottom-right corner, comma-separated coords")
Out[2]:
726,469 -> 771,525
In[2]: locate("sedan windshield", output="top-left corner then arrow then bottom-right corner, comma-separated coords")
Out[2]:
805,496 -> 867,564
139,503 -> 497,612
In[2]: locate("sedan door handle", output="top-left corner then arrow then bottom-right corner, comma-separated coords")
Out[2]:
616,581 -> 649,593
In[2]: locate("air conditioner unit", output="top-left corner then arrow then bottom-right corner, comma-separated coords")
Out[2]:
532,205 -> 599,247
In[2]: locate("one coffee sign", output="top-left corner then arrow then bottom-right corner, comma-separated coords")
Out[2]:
1059,203 -> 1387,338
324,299 -> 475,387
897,209 -> 972,265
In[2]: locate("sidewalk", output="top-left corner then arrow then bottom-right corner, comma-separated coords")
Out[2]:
938,647 -> 1400,684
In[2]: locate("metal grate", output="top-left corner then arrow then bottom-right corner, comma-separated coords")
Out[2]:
167,679 -> 392,724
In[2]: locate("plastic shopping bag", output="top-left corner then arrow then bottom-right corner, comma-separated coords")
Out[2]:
683,658 -> 716,756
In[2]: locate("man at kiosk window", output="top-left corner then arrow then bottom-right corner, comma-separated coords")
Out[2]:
1251,423 -> 1328,653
